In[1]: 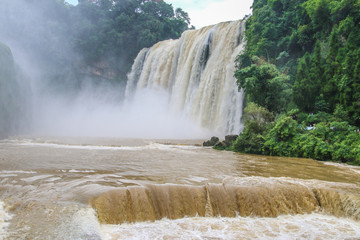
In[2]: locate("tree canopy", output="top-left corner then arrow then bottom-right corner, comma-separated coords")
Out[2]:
0,0 -> 192,85
231,0 -> 360,165
71,0 -> 192,79
236,0 -> 360,127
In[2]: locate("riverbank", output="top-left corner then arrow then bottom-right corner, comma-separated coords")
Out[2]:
205,110 -> 360,166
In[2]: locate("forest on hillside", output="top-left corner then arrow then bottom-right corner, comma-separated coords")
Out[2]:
0,0 -> 191,85
71,0 -> 192,79
228,0 -> 360,165
0,0 -> 192,137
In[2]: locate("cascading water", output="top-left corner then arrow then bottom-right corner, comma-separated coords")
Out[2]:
1,17 -> 360,239
126,20 -> 245,136
1,19 -> 246,139
90,179 -> 360,225
1,137 -> 360,239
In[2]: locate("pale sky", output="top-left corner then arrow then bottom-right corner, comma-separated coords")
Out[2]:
166,0 -> 253,28
65,0 -> 253,29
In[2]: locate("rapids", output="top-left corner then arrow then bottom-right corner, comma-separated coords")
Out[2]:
0,137 -> 360,239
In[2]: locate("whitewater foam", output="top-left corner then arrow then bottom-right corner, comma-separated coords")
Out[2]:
101,214 -> 360,240
5,138 -> 202,153
0,201 -> 11,240
323,162 -> 360,175
55,208 -> 103,240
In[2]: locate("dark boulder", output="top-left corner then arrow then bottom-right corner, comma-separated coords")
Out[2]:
225,135 -> 238,143
203,136 -> 220,146
214,141 -> 227,149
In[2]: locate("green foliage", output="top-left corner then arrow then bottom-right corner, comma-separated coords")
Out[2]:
237,0 -> 360,127
232,129 -> 265,154
230,107 -> 360,164
263,115 -> 299,156
244,0 -> 309,64
231,0 -> 360,165
235,57 -> 291,113
70,0 -> 191,78
333,104 -> 350,122
232,102 -> 273,154
242,102 -> 274,133
270,115 -> 298,141
292,40 -> 324,112
314,140 -> 334,160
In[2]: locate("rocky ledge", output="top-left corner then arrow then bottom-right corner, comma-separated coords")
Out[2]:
203,135 -> 238,149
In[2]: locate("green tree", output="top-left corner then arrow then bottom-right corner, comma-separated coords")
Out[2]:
230,0 -> 360,164
293,53 -> 313,112
293,41 -> 323,112
322,25 -> 341,110
235,57 -> 291,113
70,0 -> 191,80
263,115 -> 299,156
232,102 -> 274,154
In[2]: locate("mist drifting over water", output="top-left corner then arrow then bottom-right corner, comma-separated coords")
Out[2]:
0,0 -> 243,139
31,86 -> 211,139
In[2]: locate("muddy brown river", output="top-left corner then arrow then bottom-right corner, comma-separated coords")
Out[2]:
1,137 -> 360,239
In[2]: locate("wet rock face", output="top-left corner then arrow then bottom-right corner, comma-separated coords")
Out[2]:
203,135 -> 238,148
75,60 -> 119,81
203,136 -> 219,147
225,135 -> 238,143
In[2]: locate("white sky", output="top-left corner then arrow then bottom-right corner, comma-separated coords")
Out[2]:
65,0 -> 253,29
166,0 -> 253,28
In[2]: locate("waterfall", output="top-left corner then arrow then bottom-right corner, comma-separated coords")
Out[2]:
126,20 -> 245,136
90,181 -> 360,224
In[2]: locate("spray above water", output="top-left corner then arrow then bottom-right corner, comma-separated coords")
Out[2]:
1,0 -> 245,139
31,87 -> 211,139
33,20 -> 246,139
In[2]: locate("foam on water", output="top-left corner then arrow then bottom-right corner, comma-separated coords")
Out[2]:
54,208 -> 103,240
21,174 -> 54,182
3,137 -> 203,153
101,214 -> 360,240
14,141 -> 137,151
323,162 -> 360,175
69,169 -> 97,173
0,201 -> 11,240
0,170 -> 37,174
0,170 -> 38,179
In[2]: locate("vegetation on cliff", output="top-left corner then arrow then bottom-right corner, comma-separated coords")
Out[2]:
71,0 -> 192,79
228,0 -> 360,165
0,0 -> 192,85
0,0 -> 192,137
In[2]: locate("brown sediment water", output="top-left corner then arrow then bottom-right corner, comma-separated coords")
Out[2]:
90,183 -> 319,224
1,137 -> 360,239
90,181 -> 360,225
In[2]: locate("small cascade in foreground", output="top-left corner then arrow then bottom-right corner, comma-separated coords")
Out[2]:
90,181 -> 360,224
125,20 -> 246,136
